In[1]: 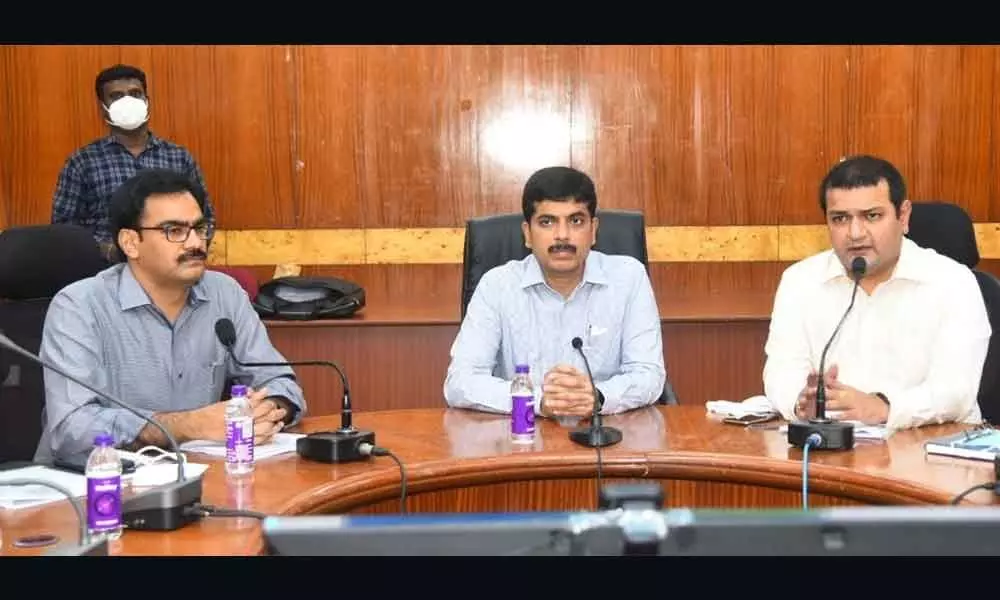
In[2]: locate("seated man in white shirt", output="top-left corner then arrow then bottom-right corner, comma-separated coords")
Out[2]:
764,154 -> 991,432
444,166 -> 666,419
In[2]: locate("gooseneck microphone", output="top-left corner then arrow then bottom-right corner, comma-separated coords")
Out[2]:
787,256 -> 867,451
569,337 -> 623,448
0,332 -> 203,531
213,318 -> 375,463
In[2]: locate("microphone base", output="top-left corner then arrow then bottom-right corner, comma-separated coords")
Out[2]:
787,418 -> 855,451
46,537 -> 110,556
297,428 -> 376,463
569,425 -> 623,448
122,476 -> 204,532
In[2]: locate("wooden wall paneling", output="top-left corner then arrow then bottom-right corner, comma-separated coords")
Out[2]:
0,46 -> 10,229
357,45 -> 482,229
910,45 -> 995,220
119,45 -> 299,230
476,45 -> 579,219
292,46 -> 364,229
993,50 -> 1000,222
845,45 -> 916,174
267,323 -> 459,415
569,45 -> 666,217
663,321 -> 770,406
771,45 -> 852,226
5,45 -> 120,226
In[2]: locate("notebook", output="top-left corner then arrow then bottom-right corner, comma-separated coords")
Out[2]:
924,428 -> 1000,462
179,432 -> 305,460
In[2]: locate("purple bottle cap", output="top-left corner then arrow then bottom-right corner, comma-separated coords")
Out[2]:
231,384 -> 249,397
515,364 -> 529,374
93,433 -> 114,447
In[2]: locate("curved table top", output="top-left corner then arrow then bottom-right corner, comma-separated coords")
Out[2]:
1,405 -> 994,556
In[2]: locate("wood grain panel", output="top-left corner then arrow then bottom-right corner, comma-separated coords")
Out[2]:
0,45 -> 10,229
268,322 -> 457,416
358,46 -> 482,229
664,321 -> 770,405
846,45 -> 916,172
119,45 -> 298,230
911,45 -> 995,222
349,477 -> 863,515
5,45 -> 119,225
477,45 -> 578,219
292,46 -> 363,228
572,46 -> 851,228
772,45 -> 852,225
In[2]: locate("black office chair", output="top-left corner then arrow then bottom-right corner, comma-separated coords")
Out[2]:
458,209 -> 677,405
907,201 -> 1000,425
0,224 -> 109,462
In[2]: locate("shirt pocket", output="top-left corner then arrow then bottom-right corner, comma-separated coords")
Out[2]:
583,323 -> 618,376
180,360 -> 229,408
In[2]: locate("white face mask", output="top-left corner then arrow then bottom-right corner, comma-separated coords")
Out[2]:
104,96 -> 149,131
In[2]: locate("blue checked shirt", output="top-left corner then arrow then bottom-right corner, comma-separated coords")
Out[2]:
444,251 -> 667,415
34,263 -> 305,464
51,133 -> 215,244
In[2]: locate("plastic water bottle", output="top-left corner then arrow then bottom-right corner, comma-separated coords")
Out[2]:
510,364 -> 535,444
85,433 -> 123,541
225,384 -> 255,475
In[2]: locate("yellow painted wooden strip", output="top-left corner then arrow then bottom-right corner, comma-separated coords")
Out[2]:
224,229 -> 366,266
647,225 -> 779,262
365,228 -> 466,264
6,223 -> 1000,264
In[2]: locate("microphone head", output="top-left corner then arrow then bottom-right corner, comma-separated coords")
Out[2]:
214,318 -> 237,349
850,256 -> 867,279
571,337 -> 583,349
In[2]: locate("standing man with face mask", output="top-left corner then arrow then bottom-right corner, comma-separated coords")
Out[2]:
50,64 -> 214,261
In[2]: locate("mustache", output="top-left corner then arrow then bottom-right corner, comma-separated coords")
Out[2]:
548,243 -> 577,254
178,249 -> 207,263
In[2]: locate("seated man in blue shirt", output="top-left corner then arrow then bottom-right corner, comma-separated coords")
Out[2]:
51,64 -> 214,261
444,166 -> 666,418
35,168 -> 305,464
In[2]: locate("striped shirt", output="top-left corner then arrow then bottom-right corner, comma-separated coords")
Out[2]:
35,263 -> 304,464
444,251 -> 666,415
50,132 -> 215,244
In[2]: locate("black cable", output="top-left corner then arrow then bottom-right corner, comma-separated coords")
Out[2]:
369,446 -> 407,514
950,482 -> 995,505
184,503 -> 269,520
595,443 -> 603,509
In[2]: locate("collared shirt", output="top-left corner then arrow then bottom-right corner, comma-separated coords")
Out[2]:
443,251 -> 666,415
35,263 -> 305,464
50,132 -> 215,244
763,237 -> 991,432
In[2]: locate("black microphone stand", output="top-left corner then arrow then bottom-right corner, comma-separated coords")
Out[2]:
787,257 -> 867,451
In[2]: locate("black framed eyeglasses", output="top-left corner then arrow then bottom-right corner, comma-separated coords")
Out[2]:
135,221 -> 215,243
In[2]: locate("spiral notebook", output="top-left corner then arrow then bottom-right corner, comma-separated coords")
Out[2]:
924,428 -> 1000,462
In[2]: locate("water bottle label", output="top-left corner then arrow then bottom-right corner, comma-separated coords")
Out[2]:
226,418 -> 255,463
511,394 -> 535,435
87,475 -> 121,531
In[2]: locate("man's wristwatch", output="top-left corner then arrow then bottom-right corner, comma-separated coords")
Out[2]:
873,392 -> 890,406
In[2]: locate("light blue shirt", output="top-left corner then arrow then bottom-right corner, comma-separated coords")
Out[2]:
35,263 -> 306,464
444,251 -> 666,415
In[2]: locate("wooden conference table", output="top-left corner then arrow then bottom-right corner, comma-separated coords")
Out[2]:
1,405 -> 996,556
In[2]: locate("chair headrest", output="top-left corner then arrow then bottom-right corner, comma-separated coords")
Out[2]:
0,224 -> 108,300
906,201 -> 979,268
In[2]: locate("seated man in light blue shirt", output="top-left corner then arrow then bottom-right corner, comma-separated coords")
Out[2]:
444,166 -> 666,418
35,168 -> 306,464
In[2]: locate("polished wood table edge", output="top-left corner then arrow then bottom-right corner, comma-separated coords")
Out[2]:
641,451 -> 955,506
